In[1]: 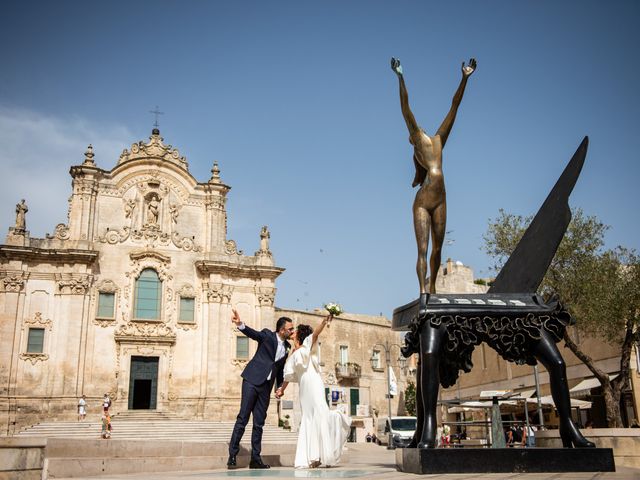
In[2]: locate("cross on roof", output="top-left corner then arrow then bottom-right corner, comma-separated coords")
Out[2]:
149,106 -> 164,128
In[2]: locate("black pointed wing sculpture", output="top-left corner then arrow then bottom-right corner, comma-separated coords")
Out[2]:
489,136 -> 588,293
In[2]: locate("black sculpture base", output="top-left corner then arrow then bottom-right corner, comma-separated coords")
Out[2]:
396,447 -> 615,474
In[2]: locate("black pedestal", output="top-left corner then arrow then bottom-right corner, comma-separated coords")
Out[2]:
396,447 -> 615,474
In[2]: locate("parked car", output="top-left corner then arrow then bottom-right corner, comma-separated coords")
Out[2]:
376,416 -> 417,448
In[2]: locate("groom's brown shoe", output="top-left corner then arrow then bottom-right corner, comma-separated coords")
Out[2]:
249,458 -> 270,469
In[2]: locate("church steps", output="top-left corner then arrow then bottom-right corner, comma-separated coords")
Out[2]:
15,419 -> 299,441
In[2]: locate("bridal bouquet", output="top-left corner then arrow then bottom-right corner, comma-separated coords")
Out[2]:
324,303 -> 342,327
325,302 -> 342,316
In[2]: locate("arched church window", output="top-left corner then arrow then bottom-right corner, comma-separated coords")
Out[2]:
134,269 -> 162,320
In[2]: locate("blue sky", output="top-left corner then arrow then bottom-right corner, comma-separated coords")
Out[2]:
1,1 -> 638,317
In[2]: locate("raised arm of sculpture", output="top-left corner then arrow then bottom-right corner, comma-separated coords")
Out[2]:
436,58 -> 476,147
391,57 -> 420,136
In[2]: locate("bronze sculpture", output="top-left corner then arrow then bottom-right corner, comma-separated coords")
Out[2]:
391,57 -> 476,317
395,138 -> 596,450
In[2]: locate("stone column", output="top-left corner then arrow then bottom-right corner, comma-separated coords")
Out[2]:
0,273 -> 26,435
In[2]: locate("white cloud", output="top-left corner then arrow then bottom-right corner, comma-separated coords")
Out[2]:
0,106 -> 133,238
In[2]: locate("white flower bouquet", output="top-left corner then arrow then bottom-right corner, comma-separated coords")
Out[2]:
324,302 -> 343,318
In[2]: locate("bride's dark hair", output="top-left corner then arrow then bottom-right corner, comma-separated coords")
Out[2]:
296,324 -> 313,344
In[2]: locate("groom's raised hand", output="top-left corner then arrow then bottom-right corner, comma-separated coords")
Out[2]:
231,309 -> 242,326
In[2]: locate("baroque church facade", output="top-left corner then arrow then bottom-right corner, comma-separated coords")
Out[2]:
0,129 -> 289,432
0,128 -> 413,438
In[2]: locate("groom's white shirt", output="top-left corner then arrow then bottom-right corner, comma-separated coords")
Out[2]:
238,323 -> 286,381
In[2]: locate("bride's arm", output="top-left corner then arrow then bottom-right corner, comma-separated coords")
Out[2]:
311,314 -> 332,347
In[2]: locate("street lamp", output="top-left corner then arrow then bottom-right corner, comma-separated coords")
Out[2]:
370,340 -> 408,449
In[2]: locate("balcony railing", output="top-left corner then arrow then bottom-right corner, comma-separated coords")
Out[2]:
335,362 -> 361,379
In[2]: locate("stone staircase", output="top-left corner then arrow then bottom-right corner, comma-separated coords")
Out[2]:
15,411 -> 299,442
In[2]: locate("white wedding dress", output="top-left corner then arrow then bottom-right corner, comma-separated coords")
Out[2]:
284,335 -> 351,469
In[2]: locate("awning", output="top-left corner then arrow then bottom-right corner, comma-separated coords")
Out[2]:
526,395 -> 592,410
447,400 -> 517,413
569,374 -> 618,395
512,389 -> 536,399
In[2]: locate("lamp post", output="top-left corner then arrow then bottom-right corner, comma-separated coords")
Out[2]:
370,340 -> 407,449
533,365 -> 545,428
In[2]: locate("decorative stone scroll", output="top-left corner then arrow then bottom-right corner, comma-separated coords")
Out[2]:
56,276 -> 91,295
19,353 -> 49,364
45,223 -> 70,240
118,129 -> 189,170
224,240 -> 243,255
114,321 -> 177,344
24,312 -> 52,330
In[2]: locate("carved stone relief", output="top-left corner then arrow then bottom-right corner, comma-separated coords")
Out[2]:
115,321 -> 177,341
117,131 -> 189,171
20,353 -> 49,364
99,178 -> 202,252
256,287 -> 275,307
24,312 -> 53,330
203,282 -> 233,304
45,223 -> 70,241
1,272 -> 26,293
225,240 -> 243,256
56,275 -> 91,295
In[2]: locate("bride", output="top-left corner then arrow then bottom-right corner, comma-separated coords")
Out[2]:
276,314 -> 351,469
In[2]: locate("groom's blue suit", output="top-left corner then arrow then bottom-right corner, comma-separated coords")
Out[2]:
229,323 -> 290,462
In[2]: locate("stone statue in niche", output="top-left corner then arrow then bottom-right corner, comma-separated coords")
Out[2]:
15,199 -> 28,230
146,193 -> 160,225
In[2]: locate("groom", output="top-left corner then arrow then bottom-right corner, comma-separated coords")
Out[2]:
227,309 -> 293,469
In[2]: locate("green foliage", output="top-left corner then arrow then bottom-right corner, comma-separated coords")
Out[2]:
474,279 -> 487,286
404,381 -> 417,416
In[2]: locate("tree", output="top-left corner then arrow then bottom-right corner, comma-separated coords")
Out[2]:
404,381 -> 417,417
483,208 -> 640,427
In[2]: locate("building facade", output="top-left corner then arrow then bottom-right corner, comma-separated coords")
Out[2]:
0,129 -> 410,438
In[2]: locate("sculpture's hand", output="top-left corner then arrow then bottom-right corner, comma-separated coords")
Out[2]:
231,308 -> 242,326
391,57 -> 403,76
461,58 -> 477,77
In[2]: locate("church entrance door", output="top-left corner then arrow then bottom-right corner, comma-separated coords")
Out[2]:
129,356 -> 159,410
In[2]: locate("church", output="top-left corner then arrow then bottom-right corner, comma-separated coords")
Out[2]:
0,128 -> 411,438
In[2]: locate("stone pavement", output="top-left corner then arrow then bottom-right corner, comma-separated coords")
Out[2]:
55,443 -> 640,480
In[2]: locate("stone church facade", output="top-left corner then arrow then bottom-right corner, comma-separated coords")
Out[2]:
0,129 -> 288,433
0,129 -> 413,438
